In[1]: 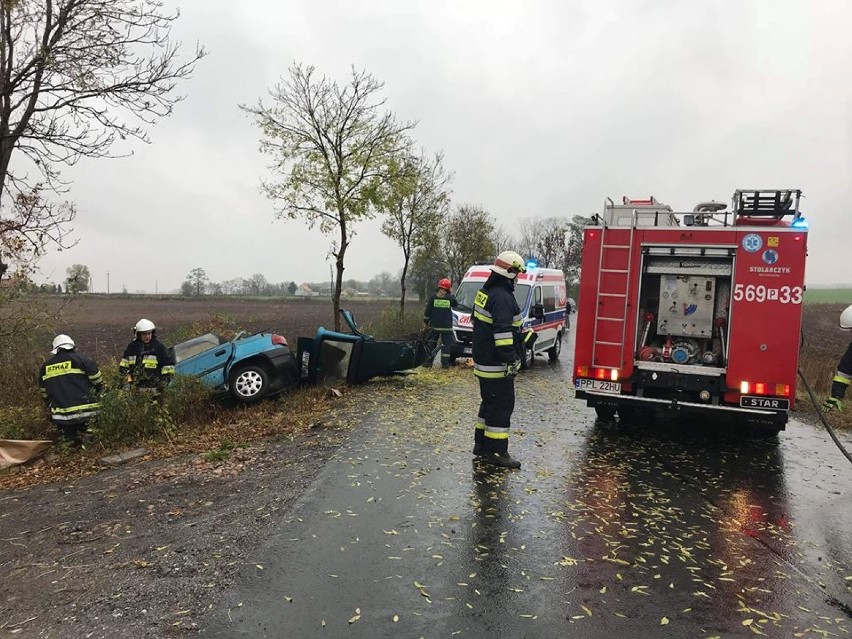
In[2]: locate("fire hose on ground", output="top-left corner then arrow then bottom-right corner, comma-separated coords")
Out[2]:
797,368 -> 852,466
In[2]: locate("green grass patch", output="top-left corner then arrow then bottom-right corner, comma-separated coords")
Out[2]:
804,288 -> 852,304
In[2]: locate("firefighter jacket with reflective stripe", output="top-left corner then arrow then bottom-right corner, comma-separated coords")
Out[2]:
120,338 -> 176,388
831,340 -> 852,399
472,273 -> 523,378
38,351 -> 103,424
423,291 -> 458,331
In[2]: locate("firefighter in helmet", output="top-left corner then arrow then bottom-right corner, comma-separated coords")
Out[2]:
38,334 -> 103,443
472,250 -> 526,469
423,277 -> 459,368
119,319 -> 176,390
822,304 -> 852,413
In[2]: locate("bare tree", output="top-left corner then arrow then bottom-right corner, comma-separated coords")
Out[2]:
491,223 -> 516,254
443,204 -> 496,285
517,217 -> 544,261
242,64 -> 415,330
408,243 -> 447,302
378,149 -> 452,316
0,0 -> 205,281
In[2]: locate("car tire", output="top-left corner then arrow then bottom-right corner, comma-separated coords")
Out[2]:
547,333 -> 562,361
229,363 -> 270,403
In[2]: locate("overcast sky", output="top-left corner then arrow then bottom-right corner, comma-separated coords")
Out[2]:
34,0 -> 852,293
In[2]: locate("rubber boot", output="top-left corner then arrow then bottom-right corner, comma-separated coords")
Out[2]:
480,452 -> 521,470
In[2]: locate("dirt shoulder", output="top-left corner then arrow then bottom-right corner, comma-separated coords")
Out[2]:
0,417 -> 353,638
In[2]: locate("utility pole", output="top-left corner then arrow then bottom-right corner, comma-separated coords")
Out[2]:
107,271 -> 110,295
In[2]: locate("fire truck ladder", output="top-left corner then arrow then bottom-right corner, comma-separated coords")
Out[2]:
590,212 -> 636,373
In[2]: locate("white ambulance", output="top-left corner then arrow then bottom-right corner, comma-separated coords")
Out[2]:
451,263 -> 568,367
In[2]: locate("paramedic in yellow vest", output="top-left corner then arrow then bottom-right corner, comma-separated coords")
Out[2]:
38,334 -> 103,444
423,278 -> 459,368
472,251 -> 526,469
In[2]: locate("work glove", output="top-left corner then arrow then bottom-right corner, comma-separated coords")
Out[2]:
821,396 -> 843,413
506,361 -> 520,378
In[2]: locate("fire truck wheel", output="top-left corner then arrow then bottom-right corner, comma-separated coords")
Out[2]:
547,333 -> 562,361
594,405 -> 616,420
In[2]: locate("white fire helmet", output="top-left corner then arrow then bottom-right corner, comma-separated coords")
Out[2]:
840,305 -> 852,331
491,250 -> 527,280
51,334 -> 75,354
134,318 -> 156,334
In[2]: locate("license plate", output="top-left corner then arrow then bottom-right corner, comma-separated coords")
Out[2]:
575,378 -> 621,394
740,396 -> 789,410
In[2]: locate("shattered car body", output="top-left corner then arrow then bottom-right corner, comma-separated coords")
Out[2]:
297,310 -> 431,387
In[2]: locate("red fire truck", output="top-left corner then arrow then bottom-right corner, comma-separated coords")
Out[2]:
573,189 -> 808,433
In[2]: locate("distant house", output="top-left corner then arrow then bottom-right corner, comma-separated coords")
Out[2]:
294,284 -> 319,297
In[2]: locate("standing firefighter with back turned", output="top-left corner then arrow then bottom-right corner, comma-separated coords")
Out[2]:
472,251 -> 527,469
423,277 -> 459,368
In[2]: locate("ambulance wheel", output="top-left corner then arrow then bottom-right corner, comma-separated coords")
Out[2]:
594,405 -> 616,420
547,333 -> 562,361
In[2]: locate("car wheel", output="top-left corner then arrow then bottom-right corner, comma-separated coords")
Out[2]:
230,363 -> 270,403
547,333 -> 562,361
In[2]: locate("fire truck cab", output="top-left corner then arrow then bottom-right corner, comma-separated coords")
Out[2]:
573,189 -> 808,433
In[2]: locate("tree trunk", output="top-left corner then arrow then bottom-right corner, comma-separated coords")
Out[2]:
332,220 -> 348,332
399,258 -> 409,317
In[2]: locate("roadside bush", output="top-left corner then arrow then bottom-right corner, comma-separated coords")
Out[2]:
363,306 -> 426,340
164,313 -> 241,344
0,327 -> 56,439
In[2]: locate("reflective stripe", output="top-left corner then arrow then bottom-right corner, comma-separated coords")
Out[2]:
834,374 -> 851,385
51,410 -> 100,422
433,299 -> 451,308
142,355 -> 158,368
473,310 -> 493,324
474,369 -> 506,379
473,304 -> 492,318
494,338 -> 513,347
119,358 -> 132,368
513,313 -> 523,323
42,364 -> 85,380
494,331 -> 513,341
523,331 -> 535,343
51,402 -> 101,414
88,372 -> 103,383
484,427 -> 510,440
475,421 -> 486,431
161,366 -> 175,375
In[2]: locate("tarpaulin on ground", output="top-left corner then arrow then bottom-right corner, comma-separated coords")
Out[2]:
0,439 -> 53,469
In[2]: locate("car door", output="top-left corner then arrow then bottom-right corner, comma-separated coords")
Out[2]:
186,342 -> 235,389
534,285 -> 558,350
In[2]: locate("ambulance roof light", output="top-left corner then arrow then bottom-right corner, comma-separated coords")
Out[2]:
791,216 -> 809,229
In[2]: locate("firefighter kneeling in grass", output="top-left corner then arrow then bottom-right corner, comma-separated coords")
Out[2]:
472,251 -> 526,469
423,277 -> 458,368
822,305 -> 852,414
38,334 -> 103,444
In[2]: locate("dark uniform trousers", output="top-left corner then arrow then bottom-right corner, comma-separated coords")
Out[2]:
475,376 -> 515,455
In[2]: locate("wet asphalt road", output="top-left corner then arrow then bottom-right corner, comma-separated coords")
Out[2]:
202,328 -> 852,638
